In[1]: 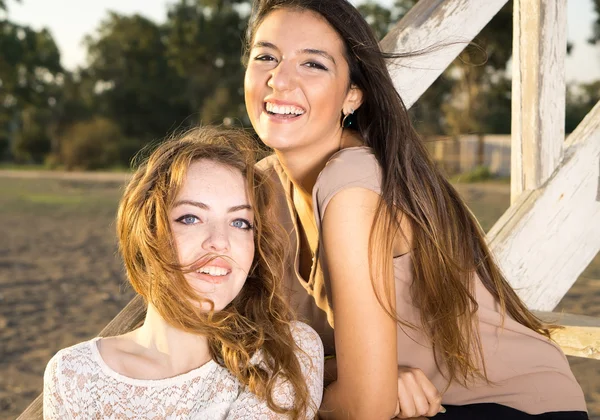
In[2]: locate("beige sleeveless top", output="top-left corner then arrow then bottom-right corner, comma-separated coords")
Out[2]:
257,147 -> 586,414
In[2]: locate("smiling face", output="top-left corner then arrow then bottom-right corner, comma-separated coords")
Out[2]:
169,159 -> 255,311
244,8 -> 362,154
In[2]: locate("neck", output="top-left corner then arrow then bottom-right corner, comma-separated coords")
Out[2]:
276,128 -> 362,202
131,304 -> 212,373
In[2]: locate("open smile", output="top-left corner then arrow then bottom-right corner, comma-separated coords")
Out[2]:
263,101 -> 306,121
191,258 -> 233,284
192,269 -> 231,284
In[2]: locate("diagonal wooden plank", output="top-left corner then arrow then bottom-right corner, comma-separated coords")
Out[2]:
488,100 -> 600,310
381,0 -> 508,109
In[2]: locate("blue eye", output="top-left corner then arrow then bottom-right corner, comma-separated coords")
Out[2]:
176,215 -> 200,225
231,219 -> 253,230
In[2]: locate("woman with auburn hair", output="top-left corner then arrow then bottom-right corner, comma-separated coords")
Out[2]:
243,0 -> 587,419
43,126 -> 323,419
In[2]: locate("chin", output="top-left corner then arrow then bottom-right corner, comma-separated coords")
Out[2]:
258,133 -> 301,152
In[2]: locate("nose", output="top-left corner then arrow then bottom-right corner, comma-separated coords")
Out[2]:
202,224 -> 230,253
267,60 -> 295,92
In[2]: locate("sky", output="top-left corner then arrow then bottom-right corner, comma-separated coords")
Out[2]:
5,0 -> 600,84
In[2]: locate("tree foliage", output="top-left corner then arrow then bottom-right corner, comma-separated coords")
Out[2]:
565,81 -> 600,133
0,16 -> 62,161
12,106 -> 53,163
83,12 -> 188,150
59,117 -> 124,170
590,0 -> 600,44
163,0 -> 250,125
2,0 -> 599,169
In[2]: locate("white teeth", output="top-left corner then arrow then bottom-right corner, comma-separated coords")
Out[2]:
265,102 -> 305,116
198,266 -> 228,276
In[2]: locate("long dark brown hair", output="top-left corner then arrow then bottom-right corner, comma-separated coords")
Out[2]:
117,126 -> 311,418
245,0 -> 550,387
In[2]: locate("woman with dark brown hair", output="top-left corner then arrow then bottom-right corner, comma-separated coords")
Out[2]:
43,126 -> 323,419
243,1 -> 588,419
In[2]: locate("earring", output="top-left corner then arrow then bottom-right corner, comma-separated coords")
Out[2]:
341,108 -> 354,128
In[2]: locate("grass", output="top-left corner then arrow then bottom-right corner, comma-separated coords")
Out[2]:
0,163 -> 46,170
450,165 -> 510,184
452,182 -> 510,232
0,177 -> 123,213
0,162 -> 134,173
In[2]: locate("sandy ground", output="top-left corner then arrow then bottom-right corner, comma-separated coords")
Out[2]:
0,172 -> 598,419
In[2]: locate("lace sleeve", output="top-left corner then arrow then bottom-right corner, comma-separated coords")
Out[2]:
225,322 -> 324,419
43,352 -> 69,419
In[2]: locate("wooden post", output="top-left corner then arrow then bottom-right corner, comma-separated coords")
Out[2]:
511,0 -> 567,202
380,0 -> 508,109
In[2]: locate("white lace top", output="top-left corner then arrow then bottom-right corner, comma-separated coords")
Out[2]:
43,322 -> 323,419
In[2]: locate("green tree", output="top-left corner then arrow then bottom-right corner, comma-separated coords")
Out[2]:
357,1 -> 394,40
590,0 -> 600,44
441,1 -> 513,163
0,23 -> 61,107
163,0 -> 251,126
12,106 -> 53,163
565,81 -> 600,133
59,117 -> 124,170
84,12 -> 189,159
0,17 -> 62,161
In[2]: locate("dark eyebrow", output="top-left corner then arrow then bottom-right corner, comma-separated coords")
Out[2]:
173,200 -> 252,213
252,41 -> 336,65
301,48 -> 336,65
253,41 -> 278,50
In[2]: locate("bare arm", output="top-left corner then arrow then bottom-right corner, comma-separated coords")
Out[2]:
318,187 -> 399,419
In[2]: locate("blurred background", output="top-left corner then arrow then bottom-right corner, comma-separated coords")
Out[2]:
0,0 -> 599,419
1,0 -> 599,172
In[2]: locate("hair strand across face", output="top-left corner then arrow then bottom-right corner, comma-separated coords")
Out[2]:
117,126 -> 311,418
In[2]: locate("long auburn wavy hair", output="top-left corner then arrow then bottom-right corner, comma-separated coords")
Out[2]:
117,126 -> 310,418
245,0 -> 551,387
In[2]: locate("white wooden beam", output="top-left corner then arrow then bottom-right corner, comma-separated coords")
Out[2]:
488,100 -> 600,310
511,0 -> 568,202
381,0 -> 508,109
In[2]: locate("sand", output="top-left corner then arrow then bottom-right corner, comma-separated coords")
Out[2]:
0,172 -> 598,419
